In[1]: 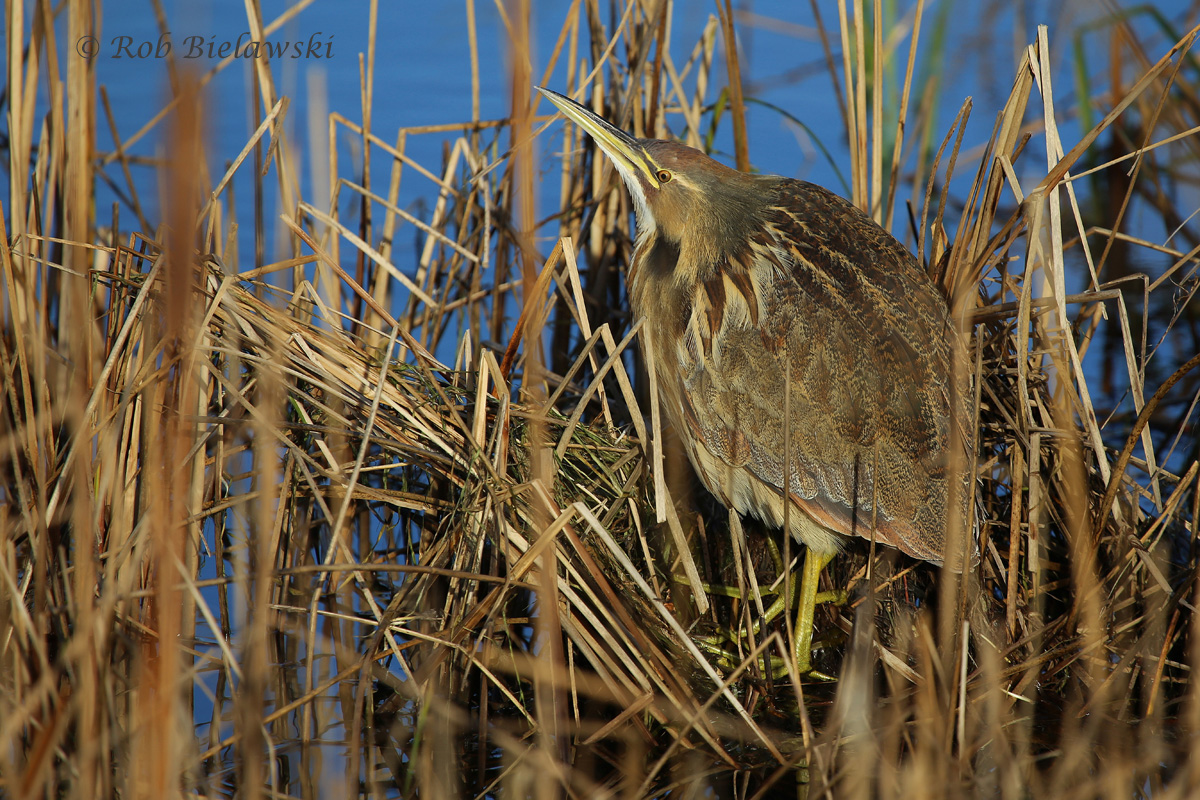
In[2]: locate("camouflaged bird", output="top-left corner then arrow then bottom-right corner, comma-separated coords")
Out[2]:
539,87 -> 975,673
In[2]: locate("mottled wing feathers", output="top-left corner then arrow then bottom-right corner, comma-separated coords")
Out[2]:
671,178 -> 972,566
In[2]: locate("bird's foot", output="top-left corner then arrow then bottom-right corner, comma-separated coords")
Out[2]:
693,599 -> 847,682
791,634 -> 840,682
814,589 -> 848,605
688,547 -> 849,682
694,630 -> 840,681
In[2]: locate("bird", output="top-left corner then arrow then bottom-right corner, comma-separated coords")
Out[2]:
537,86 -> 975,676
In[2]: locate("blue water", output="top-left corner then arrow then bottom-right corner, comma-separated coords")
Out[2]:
14,0 -> 1193,275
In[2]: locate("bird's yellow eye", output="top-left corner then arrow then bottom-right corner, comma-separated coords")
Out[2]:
656,169 -> 672,183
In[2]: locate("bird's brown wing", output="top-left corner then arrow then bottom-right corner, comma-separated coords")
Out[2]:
674,179 -> 972,565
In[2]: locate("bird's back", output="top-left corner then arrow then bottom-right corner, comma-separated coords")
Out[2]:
634,177 -> 974,568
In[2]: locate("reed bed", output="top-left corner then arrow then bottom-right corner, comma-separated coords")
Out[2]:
2,1 -> 1199,798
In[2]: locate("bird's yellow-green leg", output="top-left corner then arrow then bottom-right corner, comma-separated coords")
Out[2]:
694,546 -> 846,678
793,548 -> 838,680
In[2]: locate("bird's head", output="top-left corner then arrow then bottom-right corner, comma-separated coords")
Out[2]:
539,87 -> 759,273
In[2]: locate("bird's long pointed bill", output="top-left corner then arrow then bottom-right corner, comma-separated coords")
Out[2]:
536,87 -> 659,189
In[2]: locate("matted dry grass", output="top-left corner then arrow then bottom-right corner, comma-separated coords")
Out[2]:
2,1 -> 1199,798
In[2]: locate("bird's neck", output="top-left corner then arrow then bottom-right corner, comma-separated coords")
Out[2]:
628,229 -> 689,341
627,178 -> 771,335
